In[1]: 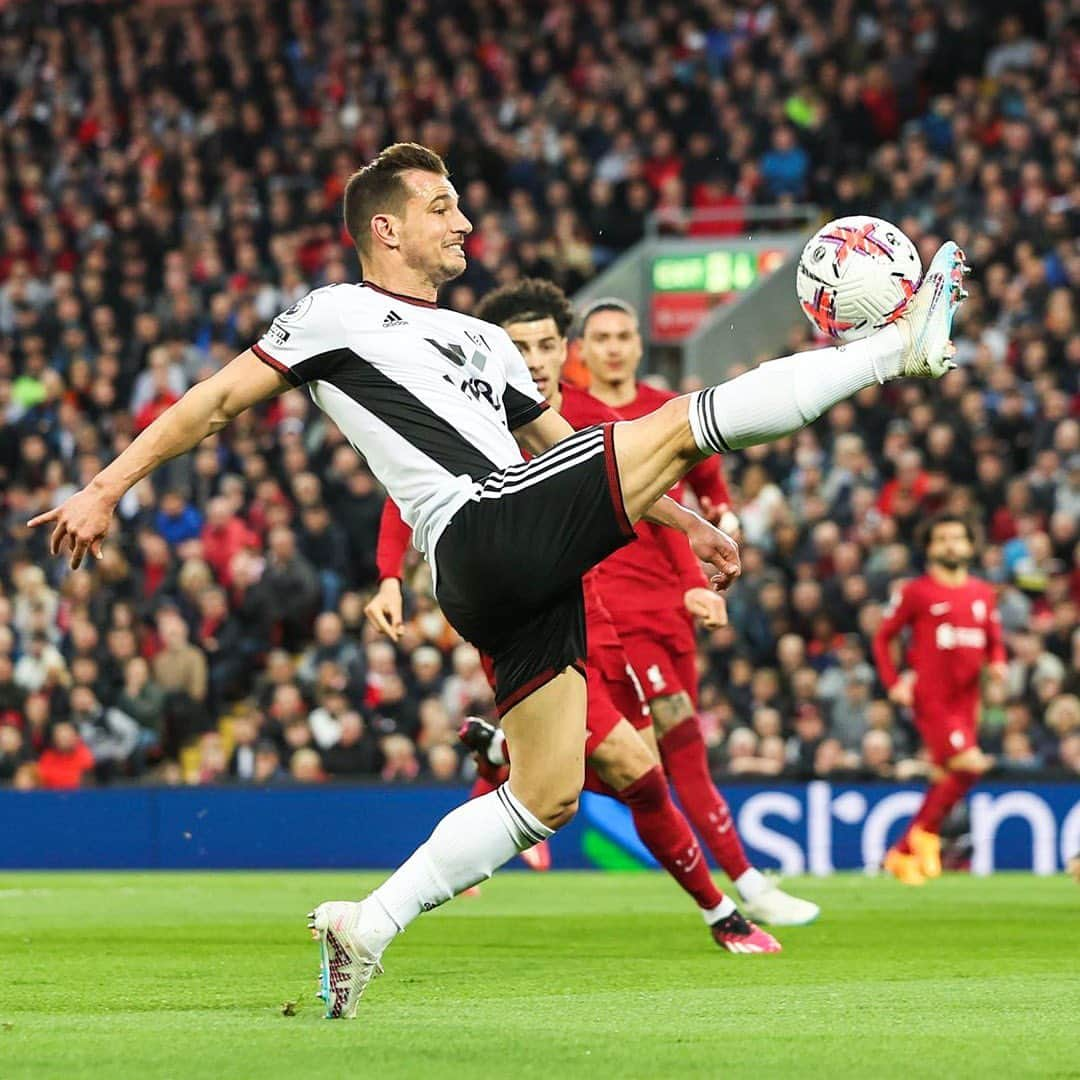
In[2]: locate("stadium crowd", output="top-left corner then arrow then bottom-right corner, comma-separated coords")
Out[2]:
0,0 -> 1077,790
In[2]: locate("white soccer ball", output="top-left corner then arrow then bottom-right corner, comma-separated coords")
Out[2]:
796,215 -> 922,342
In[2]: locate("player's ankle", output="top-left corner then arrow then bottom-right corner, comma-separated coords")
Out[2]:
701,895 -> 737,924
866,322 -> 905,382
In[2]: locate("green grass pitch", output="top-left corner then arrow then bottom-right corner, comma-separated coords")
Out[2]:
1,871 -> 1077,1079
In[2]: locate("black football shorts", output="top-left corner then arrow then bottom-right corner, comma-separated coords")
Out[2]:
434,424 -> 635,715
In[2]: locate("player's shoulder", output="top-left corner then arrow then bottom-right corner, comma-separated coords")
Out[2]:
887,575 -> 923,610
260,284 -> 352,355
277,283 -> 355,328
908,575 -> 937,601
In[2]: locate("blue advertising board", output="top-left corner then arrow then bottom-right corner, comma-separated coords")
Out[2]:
1,782 -> 1077,874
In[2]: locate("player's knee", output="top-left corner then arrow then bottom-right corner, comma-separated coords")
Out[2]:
544,793 -> 580,830
650,692 -> 694,736
511,767 -> 583,830
948,747 -> 990,775
527,784 -> 580,830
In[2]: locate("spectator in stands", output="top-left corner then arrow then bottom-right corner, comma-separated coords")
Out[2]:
252,741 -> 287,784
298,613 -> 364,691
37,721 -> 94,790
262,527 -> 321,652
321,711 -> 381,778
290,748 -> 325,784
0,725 -> 30,782
200,496 -> 259,586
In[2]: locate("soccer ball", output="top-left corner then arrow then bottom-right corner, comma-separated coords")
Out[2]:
796,216 -> 921,342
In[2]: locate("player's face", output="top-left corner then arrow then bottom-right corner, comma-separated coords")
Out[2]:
397,171 -> 472,285
504,317 -> 566,403
580,309 -> 642,387
927,522 -> 973,570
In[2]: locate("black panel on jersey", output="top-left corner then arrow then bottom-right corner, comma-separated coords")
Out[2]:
502,383 -> 549,430
316,349 -> 502,481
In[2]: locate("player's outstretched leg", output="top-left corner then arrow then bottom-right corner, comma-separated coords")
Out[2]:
309,671 -> 586,1019
611,242 -> 969,522
587,717 -> 780,953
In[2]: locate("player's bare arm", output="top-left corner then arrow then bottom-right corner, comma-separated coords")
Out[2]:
28,349 -> 290,569
512,407 -> 576,455
641,498 -> 740,591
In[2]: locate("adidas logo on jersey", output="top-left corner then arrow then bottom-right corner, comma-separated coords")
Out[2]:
382,310 -> 407,328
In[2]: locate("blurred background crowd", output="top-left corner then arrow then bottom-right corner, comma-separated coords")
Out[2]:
0,0 -> 1077,790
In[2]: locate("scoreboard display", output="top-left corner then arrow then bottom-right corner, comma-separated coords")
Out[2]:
650,247 -> 788,341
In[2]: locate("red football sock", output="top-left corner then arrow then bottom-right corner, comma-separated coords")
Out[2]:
617,765 -> 725,911
897,770 -> 978,852
659,718 -> 752,880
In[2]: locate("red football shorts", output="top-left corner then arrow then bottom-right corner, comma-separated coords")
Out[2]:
916,709 -> 979,766
584,645 -> 651,758
618,623 -> 699,707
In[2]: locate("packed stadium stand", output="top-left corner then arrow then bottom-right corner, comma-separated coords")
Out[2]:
0,0 -> 1077,791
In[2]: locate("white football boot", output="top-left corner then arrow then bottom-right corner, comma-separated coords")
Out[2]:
893,240 -> 970,378
309,900 -> 386,1019
741,885 -> 821,927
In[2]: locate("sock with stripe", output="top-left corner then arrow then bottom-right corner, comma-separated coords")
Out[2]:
371,785 -> 553,939
688,326 -> 903,454
616,766 -> 727,912
659,718 -> 753,882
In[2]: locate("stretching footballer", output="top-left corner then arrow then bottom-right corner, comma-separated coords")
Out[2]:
32,143 -> 969,1018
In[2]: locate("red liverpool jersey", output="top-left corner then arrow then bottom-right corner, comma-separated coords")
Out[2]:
872,574 -> 1006,714
590,381 -> 730,622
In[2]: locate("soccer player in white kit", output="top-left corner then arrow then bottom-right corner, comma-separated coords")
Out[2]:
31,143 -> 969,1019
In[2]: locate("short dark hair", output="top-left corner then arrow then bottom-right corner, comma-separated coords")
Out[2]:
578,297 -> 638,335
922,513 -> 976,550
343,143 -> 448,257
474,278 -> 574,337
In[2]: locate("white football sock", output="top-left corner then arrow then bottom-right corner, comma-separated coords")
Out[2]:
689,325 -> 903,454
735,867 -> 769,902
370,785 -> 552,944
701,895 -> 738,924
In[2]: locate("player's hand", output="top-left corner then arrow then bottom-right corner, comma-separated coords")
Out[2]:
684,587 -> 728,629
685,518 -> 740,592
364,578 -> 405,641
888,674 -> 915,709
989,661 -> 1008,683
27,483 -> 117,570
698,497 -> 741,540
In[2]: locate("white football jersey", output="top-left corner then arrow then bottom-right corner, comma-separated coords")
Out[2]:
252,282 -> 547,559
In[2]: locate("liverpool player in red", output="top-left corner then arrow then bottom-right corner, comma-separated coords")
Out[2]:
580,299 -> 819,925
873,515 -> 1006,885
367,279 -> 780,952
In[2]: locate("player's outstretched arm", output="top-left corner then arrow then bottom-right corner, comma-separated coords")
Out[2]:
28,349 -> 290,569
644,497 -> 740,592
